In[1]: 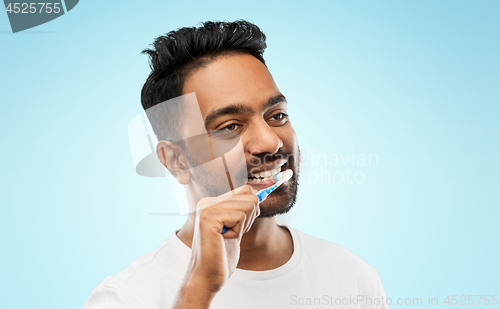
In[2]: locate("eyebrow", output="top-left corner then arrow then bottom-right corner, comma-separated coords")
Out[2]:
204,94 -> 287,128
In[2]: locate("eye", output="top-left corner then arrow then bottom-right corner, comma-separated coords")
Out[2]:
221,123 -> 241,131
268,112 -> 288,121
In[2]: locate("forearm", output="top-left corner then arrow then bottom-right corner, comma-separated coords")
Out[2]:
171,275 -> 218,309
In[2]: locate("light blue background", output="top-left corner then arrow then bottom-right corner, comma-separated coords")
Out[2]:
1,1 -> 498,308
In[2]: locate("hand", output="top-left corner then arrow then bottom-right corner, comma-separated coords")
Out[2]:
172,185 -> 260,308
187,185 -> 260,293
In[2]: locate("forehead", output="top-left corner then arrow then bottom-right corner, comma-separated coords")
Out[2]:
182,53 -> 281,119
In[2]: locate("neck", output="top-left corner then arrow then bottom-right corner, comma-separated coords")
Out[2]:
176,216 -> 293,271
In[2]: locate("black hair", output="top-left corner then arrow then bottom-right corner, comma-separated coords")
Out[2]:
141,20 -> 267,142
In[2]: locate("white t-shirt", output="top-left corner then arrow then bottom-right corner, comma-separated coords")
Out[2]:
84,226 -> 389,309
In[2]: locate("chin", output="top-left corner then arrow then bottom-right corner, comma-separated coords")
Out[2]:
257,183 -> 298,218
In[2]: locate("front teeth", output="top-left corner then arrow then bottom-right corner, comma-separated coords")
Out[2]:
248,167 -> 281,182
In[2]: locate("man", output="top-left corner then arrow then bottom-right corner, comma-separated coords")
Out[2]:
84,20 -> 389,309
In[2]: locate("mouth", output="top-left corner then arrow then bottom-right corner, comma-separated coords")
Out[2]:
247,160 -> 287,189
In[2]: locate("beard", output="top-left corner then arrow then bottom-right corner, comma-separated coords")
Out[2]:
255,147 -> 300,218
187,145 -> 300,218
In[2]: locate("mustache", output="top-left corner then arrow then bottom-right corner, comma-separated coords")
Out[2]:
246,150 -> 294,170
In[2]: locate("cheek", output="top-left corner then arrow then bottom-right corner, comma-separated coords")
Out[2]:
279,127 -> 299,169
279,126 -> 298,152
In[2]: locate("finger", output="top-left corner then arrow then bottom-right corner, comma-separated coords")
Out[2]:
232,184 -> 254,195
217,210 -> 247,239
245,198 -> 262,233
221,197 -> 259,231
199,193 -> 259,215
197,185 -> 255,210
219,194 -> 259,234
225,194 -> 260,209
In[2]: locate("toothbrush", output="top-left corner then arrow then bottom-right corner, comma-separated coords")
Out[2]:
221,169 -> 294,234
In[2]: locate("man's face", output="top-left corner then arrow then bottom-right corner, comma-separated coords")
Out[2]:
182,53 -> 300,217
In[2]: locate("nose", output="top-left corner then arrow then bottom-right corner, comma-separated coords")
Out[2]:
244,118 -> 283,155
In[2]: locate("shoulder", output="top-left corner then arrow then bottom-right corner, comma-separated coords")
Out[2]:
86,244 -> 168,296
291,227 -> 381,280
107,234 -> 190,283
84,235 -> 189,308
290,228 -> 389,307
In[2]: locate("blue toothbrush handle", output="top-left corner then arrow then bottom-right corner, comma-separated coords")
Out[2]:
258,184 -> 278,202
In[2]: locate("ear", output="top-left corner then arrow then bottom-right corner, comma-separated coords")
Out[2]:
156,140 -> 191,185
